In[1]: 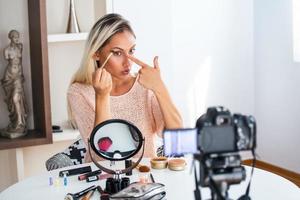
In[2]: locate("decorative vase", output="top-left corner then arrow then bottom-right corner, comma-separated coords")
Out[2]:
66,0 -> 80,33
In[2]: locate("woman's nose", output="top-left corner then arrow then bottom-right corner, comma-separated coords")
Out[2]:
123,55 -> 132,67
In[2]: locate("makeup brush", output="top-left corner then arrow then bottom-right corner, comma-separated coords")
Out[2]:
98,52 -> 113,69
150,173 -> 155,183
81,190 -> 95,200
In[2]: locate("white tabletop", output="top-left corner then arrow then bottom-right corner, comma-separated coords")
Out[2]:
0,157 -> 299,200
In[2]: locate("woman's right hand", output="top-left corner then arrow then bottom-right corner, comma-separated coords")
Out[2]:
92,68 -> 112,97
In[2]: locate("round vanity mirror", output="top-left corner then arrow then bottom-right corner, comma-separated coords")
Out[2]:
90,119 -> 143,161
88,119 -> 145,175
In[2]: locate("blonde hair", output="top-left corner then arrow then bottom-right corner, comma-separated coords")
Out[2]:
68,14 -> 135,127
71,13 -> 135,85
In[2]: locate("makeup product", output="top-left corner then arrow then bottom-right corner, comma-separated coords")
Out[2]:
132,161 -> 151,172
81,190 -> 95,200
100,193 -> 110,200
49,176 -> 53,186
133,163 -> 151,184
54,178 -> 60,187
168,158 -> 186,171
63,173 -> 68,186
97,185 -> 110,200
64,185 -> 97,200
150,157 -> 168,169
98,52 -> 113,69
120,177 -> 130,189
125,160 -> 132,175
78,169 -> 102,181
86,175 -> 99,182
139,165 -> 150,172
86,173 -> 113,183
59,166 -> 92,177
150,173 -> 155,183
138,171 -> 150,183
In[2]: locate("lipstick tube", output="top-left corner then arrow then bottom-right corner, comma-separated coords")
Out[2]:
78,169 -> 102,181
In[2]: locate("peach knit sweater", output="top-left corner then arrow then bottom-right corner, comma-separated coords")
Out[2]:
67,77 -> 164,162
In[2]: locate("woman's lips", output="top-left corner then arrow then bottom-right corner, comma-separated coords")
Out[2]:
122,69 -> 130,75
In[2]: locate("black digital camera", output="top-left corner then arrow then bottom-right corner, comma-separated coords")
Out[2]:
163,106 -> 257,200
196,106 -> 256,155
163,106 -> 256,156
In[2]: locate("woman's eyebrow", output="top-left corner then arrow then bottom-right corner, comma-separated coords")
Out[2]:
111,45 -> 136,51
111,47 -> 123,51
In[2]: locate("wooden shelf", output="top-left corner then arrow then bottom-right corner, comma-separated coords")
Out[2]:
0,130 -> 50,150
53,129 -> 80,142
48,32 -> 88,43
0,0 -> 53,150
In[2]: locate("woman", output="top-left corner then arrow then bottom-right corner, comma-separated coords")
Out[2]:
68,13 -> 182,161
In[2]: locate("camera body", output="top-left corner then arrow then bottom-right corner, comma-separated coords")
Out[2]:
163,106 -> 256,156
196,106 -> 256,155
163,106 -> 257,200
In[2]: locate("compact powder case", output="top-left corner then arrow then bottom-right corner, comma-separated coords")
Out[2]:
150,157 -> 168,169
168,158 -> 186,171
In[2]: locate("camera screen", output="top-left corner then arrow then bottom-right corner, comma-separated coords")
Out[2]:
163,128 -> 198,156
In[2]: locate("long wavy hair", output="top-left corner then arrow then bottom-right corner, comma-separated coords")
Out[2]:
68,14 -> 135,127
70,13 -> 135,84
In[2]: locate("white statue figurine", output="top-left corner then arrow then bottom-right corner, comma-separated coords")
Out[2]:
1,30 -> 28,139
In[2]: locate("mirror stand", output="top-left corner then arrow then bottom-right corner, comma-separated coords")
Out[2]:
110,161 -> 116,167
88,138 -> 145,194
88,138 -> 145,175
88,119 -> 146,195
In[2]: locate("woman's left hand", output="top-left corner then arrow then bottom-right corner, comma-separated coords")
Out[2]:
127,54 -> 163,92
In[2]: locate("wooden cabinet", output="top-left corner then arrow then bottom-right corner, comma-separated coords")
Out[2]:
0,0 -> 52,150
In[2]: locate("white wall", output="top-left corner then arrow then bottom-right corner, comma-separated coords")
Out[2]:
0,150 -> 18,192
112,0 -> 255,127
254,0 -> 300,172
0,139 -> 77,191
171,0 -> 254,126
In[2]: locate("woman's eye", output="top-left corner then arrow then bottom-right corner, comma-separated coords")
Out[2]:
112,51 -> 122,56
129,48 -> 135,55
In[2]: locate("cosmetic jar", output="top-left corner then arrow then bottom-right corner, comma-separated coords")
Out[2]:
150,157 -> 168,169
138,171 -> 150,183
168,158 -> 186,171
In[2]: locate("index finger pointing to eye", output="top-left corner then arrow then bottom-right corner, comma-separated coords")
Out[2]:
127,54 -> 150,68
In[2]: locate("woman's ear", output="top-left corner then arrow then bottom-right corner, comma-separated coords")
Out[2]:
93,52 -> 100,60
